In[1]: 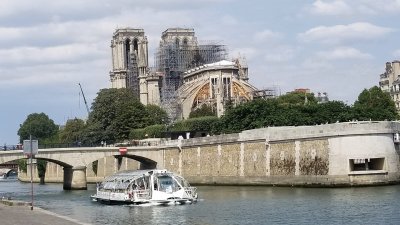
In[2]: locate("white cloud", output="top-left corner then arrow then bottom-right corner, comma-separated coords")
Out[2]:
0,43 -> 107,66
298,22 -> 393,44
310,0 -> 352,15
307,0 -> 400,16
316,47 -> 372,60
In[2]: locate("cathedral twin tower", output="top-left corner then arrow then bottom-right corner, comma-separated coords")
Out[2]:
109,28 -> 156,106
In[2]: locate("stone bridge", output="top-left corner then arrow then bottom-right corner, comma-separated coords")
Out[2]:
0,146 -> 165,190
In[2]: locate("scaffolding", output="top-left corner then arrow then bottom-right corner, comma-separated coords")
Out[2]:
126,50 -> 140,98
252,86 -> 279,99
155,39 -> 228,121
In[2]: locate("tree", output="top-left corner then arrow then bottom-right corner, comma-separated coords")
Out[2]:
17,113 -> 58,143
85,88 -> 149,144
352,86 -> 398,121
277,92 -> 317,105
144,104 -> 169,125
189,104 -> 216,118
17,112 -> 58,184
59,118 -> 86,144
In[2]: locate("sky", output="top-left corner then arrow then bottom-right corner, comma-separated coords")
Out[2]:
0,0 -> 399,145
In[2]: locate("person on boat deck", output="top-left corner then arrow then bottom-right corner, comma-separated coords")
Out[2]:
154,179 -> 158,190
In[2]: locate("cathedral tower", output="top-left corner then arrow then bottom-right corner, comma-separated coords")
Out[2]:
110,28 -> 149,103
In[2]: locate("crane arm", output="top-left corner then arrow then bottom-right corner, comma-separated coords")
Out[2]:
78,83 -> 90,116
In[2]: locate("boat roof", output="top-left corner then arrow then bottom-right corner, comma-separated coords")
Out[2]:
102,169 -> 173,183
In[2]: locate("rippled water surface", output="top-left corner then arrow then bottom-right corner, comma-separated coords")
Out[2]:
1,179 -> 400,225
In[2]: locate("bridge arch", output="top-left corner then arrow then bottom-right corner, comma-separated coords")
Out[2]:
113,154 -> 157,170
0,168 -> 17,178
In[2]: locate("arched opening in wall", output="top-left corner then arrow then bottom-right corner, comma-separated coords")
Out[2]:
183,38 -> 188,47
88,154 -> 157,178
133,39 -> 138,53
28,157 -> 73,185
115,154 -> 157,170
175,37 -> 180,48
125,39 -> 131,68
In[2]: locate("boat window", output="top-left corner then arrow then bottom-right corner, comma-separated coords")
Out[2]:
157,175 -> 178,193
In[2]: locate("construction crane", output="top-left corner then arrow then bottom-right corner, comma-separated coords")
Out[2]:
78,83 -> 90,116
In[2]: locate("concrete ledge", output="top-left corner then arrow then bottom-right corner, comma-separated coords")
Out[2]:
348,170 -> 388,176
1,199 -> 31,206
187,173 -> 400,187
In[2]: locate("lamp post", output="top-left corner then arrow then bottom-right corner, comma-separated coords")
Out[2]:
23,135 -> 38,210
29,134 -> 33,210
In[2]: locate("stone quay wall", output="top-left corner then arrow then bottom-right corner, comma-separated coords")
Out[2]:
163,121 -> 400,186
19,121 -> 400,186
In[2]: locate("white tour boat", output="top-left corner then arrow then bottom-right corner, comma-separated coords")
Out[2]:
91,169 -> 198,205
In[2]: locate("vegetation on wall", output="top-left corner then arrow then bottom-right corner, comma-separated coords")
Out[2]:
37,159 -> 47,184
130,124 -> 167,140
17,159 -> 27,173
92,160 -> 98,176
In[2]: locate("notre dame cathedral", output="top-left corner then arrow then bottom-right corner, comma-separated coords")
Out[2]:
109,27 -> 263,121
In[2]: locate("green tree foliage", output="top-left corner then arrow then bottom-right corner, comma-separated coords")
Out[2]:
217,98 -> 353,134
83,88 -> 148,144
59,118 -> 85,144
130,124 -> 167,139
17,113 -> 59,143
189,104 -> 216,118
17,159 -> 27,173
277,92 -> 317,105
17,113 -> 57,182
92,160 -> 98,175
37,159 -> 47,184
144,105 -> 169,125
352,86 -> 398,121
170,116 -> 219,133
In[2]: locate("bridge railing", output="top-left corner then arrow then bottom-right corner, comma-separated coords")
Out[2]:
38,143 -> 99,149
1,145 -> 22,151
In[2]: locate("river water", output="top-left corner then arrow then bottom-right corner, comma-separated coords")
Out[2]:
1,179 -> 400,225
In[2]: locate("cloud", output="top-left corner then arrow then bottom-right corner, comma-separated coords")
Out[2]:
0,43 -> 107,66
298,22 -> 393,44
310,0 -> 352,15
253,30 -> 282,42
307,0 -> 400,16
316,47 -> 372,60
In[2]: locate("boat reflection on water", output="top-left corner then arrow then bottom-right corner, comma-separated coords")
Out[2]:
91,169 -> 198,205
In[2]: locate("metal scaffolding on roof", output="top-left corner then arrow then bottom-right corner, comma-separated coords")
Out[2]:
155,40 -> 228,121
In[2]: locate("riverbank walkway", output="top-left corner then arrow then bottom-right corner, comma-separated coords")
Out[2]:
0,201 -> 89,225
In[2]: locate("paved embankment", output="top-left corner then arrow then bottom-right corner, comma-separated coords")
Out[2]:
0,200 -> 89,225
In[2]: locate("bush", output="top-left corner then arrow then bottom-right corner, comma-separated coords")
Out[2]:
130,124 -> 167,139
170,116 -> 219,133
